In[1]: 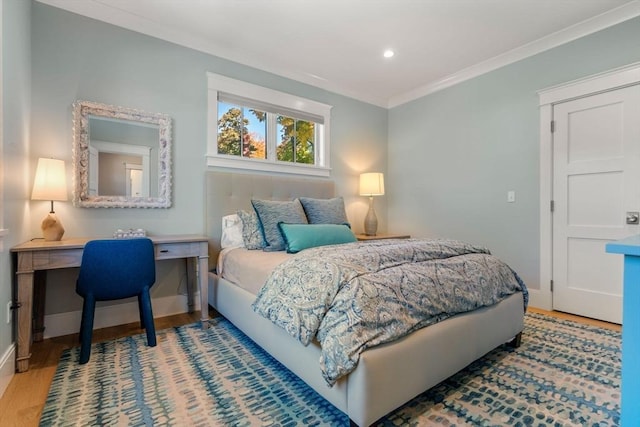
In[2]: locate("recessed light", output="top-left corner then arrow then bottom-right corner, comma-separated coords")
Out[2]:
383,49 -> 395,58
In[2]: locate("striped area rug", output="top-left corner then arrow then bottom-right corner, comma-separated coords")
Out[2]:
40,312 -> 620,426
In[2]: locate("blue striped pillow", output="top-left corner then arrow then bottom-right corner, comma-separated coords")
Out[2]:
299,197 -> 349,225
251,199 -> 308,251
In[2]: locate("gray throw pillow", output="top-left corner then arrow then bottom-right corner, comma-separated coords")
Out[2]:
237,210 -> 266,250
251,199 -> 308,251
299,196 -> 349,225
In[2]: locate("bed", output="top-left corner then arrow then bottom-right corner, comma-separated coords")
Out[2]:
205,171 -> 527,426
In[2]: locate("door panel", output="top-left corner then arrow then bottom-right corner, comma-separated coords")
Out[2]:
567,172 -> 622,226
552,85 -> 640,324
567,238 -> 622,294
567,102 -> 623,162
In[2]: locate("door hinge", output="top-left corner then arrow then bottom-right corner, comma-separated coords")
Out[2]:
550,120 -> 555,133
550,280 -> 554,292
550,200 -> 555,212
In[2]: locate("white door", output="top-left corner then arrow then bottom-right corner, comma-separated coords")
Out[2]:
552,84 -> 640,324
125,163 -> 144,197
129,169 -> 143,197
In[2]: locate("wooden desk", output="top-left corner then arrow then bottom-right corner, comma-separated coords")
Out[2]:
606,235 -> 640,425
11,234 -> 209,373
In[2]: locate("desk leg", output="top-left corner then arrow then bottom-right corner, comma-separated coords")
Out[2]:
33,270 -> 47,342
15,270 -> 34,373
198,248 -> 209,329
186,257 -> 195,313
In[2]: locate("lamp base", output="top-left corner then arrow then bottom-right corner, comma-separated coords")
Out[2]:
41,213 -> 65,241
364,197 -> 378,236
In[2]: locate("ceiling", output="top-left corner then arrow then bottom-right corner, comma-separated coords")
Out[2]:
38,0 -> 640,108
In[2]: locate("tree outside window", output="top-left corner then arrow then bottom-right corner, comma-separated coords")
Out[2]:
217,103 -> 265,159
217,102 -> 315,165
276,117 -> 314,164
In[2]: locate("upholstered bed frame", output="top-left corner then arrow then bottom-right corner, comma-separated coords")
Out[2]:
204,171 -> 525,426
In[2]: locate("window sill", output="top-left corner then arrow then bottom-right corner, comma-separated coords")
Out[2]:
206,155 -> 331,177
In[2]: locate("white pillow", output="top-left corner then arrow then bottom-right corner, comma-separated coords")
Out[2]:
220,214 -> 245,249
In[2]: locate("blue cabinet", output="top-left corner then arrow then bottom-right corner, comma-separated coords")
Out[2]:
606,235 -> 640,425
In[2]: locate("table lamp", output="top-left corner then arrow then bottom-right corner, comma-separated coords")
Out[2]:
359,172 -> 384,236
31,158 -> 68,241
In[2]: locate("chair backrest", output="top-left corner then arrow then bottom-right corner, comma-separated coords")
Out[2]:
76,238 -> 156,301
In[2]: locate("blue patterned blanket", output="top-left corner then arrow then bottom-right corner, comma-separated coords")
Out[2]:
252,238 -> 528,385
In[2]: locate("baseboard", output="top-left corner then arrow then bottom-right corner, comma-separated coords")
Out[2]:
0,344 -> 15,399
526,288 -> 552,311
43,293 -> 201,339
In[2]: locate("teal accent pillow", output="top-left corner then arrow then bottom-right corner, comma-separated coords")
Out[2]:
278,223 -> 357,253
237,210 -> 266,250
251,199 -> 308,251
299,197 -> 350,226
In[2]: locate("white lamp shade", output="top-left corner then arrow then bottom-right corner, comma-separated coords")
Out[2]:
359,172 -> 385,196
31,158 -> 68,201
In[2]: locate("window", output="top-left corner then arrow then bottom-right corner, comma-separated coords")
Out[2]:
207,73 -> 332,177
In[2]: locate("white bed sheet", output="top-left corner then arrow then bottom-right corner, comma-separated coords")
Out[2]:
217,247 -> 291,295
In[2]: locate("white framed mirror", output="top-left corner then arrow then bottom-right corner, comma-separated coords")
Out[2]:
72,100 -> 172,208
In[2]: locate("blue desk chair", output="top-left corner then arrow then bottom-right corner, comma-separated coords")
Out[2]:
76,238 -> 157,364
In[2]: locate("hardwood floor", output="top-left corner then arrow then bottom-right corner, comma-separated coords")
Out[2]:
0,308 -> 620,426
527,306 -> 621,332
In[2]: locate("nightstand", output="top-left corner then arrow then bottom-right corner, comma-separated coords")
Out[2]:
356,233 -> 411,241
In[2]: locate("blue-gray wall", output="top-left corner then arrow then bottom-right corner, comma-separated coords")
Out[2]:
388,17 -> 640,292
1,0 -> 32,393
4,1 -> 640,387
29,2 -> 387,315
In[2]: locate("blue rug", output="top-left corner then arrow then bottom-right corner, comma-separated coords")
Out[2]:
40,312 -> 620,426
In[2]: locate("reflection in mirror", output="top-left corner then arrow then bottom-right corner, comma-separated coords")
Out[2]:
73,101 -> 172,208
88,117 -> 158,197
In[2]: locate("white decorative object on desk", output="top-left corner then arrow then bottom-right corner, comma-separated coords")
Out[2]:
114,228 -> 147,239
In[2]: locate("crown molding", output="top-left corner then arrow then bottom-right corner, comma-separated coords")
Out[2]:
36,0 -> 389,107
387,1 -> 640,108
37,0 -> 640,109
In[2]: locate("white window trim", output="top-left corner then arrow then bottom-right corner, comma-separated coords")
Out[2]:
206,72 -> 332,177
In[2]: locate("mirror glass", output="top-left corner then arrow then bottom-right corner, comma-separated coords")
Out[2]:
72,101 -> 172,208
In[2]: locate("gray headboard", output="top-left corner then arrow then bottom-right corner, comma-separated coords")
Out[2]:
204,171 -> 335,266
